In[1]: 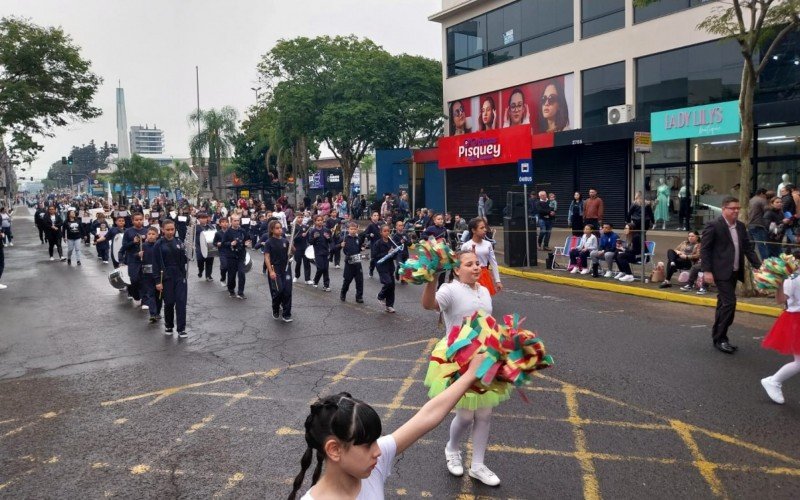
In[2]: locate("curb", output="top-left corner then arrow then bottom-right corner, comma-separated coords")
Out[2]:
498,266 -> 782,318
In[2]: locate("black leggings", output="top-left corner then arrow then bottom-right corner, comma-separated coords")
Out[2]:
47,236 -> 63,257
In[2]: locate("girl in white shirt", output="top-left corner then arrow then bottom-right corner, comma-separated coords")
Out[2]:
568,225 -> 598,275
421,249 -> 507,487
761,267 -> 800,405
289,356 -> 486,500
460,218 -> 502,295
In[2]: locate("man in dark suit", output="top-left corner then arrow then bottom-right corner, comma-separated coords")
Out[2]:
701,196 -> 762,354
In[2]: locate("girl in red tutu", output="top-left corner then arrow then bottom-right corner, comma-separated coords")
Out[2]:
761,267 -> 800,404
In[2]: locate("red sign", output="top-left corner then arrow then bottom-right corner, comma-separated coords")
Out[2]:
437,125 -> 533,169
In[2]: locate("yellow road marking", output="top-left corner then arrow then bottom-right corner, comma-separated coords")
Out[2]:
276,427 -> 303,436
130,464 -> 151,475
564,384 -> 601,500
671,420 -> 726,498
113,418 -> 128,425
0,418 -> 18,425
383,338 -> 437,421
213,472 -> 245,498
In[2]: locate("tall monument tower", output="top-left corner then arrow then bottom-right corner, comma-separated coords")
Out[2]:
116,84 -> 131,160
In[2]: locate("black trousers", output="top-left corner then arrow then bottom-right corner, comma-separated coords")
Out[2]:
0,246 -> 4,280
341,262 -> 363,300
666,249 -> 692,280
377,265 -> 395,307
369,258 -> 376,277
329,247 -> 341,266
712,276 -> 738,345
269,268 -> 293,317
314,254 -> 330,287
47,234 -> 63,257
294,253 -> 311,281
142,275 -> 163,317
219,255 -> 228,281
197,254 -> 214,278
37,226 -> 45,243
127,268 -> 142,301
163,275 -> 188,331
227,257 -> 246,295
96,242 -> 109,262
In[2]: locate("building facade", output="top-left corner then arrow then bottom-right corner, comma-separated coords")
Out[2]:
430,0 -> 800,229
129,125 -> 165,155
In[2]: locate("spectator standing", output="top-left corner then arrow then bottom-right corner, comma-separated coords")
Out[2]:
590,223 -> 619,277
380,195 -> 393,220
748,188 -> 769,260
548,193 -> 557,224
567,192 -> 584,236
477,189 -> 486,219
780,185 -> 796,246
701,196 -> 762,354
534,191 -> 554,250
0,207 -> 12,246
583,188 -> 604,231
0,227 -> 5,289
764,196 -> 787,257
659,231 -> 701,288
627,192 -> 654,232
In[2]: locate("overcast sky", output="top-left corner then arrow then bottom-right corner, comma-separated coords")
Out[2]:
1,0 -> 443,180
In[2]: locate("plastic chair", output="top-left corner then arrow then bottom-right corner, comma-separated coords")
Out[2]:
552,235 -> 581,270
634,241 -> 656,273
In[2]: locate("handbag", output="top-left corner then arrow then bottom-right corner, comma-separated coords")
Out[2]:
649,261 -> 666,282
678,271 -> 690,283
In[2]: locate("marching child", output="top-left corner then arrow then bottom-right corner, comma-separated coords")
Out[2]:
262,220 -> 293,322
392,220 -> 411,283
213,216 -> 229,286
340,222 -> 364,303
141,227 -> 162,323
92,213 -> 111,264
372,225 -> 397,313
761,257 -> 800,404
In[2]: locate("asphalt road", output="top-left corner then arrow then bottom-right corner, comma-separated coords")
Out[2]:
1,206 -> 799,499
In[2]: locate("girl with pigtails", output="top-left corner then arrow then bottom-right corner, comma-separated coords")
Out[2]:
288,353 -> 485,500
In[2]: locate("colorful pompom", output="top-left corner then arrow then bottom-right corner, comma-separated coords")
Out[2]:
398,237 -> 458,285
754,254 -> 799,290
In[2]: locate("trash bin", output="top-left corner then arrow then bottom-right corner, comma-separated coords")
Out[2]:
503,216 -> 537,267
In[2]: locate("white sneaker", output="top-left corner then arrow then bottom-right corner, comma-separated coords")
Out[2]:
580,268 -> 591,275
614,272 -> 625,279
570,267 -> 579,274
0,283 -> 7,289
50,257 -> 55,261
305,280 -> 313,285
761,377 -> 785,404
603,270 -> 613,278
469,464 -> 500,486
619,274 -> 635,283
445,449 -> 463,477
141,305 -> 149,310
292,277 -> 297,283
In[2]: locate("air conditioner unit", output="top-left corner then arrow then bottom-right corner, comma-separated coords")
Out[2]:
607,105 -> 634,125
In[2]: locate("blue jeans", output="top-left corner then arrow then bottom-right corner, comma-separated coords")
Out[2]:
748,227 -> 768,260
538,218 -> 552,248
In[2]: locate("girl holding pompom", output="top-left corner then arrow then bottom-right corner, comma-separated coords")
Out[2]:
761,263 -> 800,404
421,249 -> 507,486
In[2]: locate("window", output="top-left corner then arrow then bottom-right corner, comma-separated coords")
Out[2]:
582,62 -> 625,128
446,16 -> 487,76
636,39 -> 741,119
520,0 -> 574,55
634,0 -> 712,24
582,0 -> 625,38
486,1 -> 521,51
757,30 -> 800,104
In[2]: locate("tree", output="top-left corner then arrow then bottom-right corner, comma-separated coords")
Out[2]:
385,54 -> 444,149
636,0 -> 799,294
188,106 -> 238,199
110,154 -> 160,196
169,160 -> 198,202
0,17 -> 102,161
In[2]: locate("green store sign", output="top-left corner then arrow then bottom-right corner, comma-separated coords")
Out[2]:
651,100 -> 740,141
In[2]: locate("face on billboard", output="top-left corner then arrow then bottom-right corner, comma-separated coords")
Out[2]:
478,93 -> 498,131
448,99 -> 471,135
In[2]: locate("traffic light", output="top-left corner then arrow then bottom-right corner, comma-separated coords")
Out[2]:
61,156 -> 67,165
67,156 -> 73,165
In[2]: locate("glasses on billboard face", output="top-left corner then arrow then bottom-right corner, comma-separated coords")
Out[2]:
541,94 -> 558,106
452,105 -> 464,117
509,103 -> 524,111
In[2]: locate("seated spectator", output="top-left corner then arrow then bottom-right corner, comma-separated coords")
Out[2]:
614,223 -> 642,283
679,259 -> 707,295
590,223 -> 619,277
659,231 -> 701,288
568,225 -> 598,275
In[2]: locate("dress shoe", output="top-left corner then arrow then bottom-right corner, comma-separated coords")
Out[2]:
714,342 -> 736,354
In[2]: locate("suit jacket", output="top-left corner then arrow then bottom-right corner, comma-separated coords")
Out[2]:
700,216 -> 761,282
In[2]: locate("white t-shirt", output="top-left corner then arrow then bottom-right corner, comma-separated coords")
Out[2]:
301,435 -> 396,500
460,239 -> 500,283
436,281 -> 492,333
784,275 -> 800,312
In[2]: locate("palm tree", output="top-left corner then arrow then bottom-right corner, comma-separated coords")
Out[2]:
188,106 -> 238,199
110,154 -> 160,201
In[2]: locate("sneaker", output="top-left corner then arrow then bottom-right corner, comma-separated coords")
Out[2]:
696,287 -> 707,295
386,306 -> 396,313
60,256 -> 66,261
164,328 -> 174,335
322,287 -> 331,292
680,284 -> 694,292
305,280 -> 314,285
281,316 -> 293,323
445,449 -> 464,477
67,259 -> 71,266
103,260 -> 109,264
8,242 -> 12,247
292,277 -> 297,283
0,284 -> 7,290
236,294 -> 247,300
340,294 -> 346,301
619,274 -> 635,283
335,264 -> 341,269
603,270 -> 613,278
178,331 -> 188,339
198,272 -> 203,278
77,261 -> 81,266
659,281 -> 671,288
272,311 -> 280,320
50,257 -> 55,261
377,294 -> 385,305
580,268 -> 591,275
761,376 -> 785,404
141,304 -> 149,310
469,464 -> 500,486
148,316 -> 157,323
229,292 -> 236,298
614,272 -> 625,279
356,298 -> 364,303
312,282 -> 319,288
569,266 -> 579,274
206,277 -> 214,282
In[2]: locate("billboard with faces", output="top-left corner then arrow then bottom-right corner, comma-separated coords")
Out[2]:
447,73 -> 575,136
